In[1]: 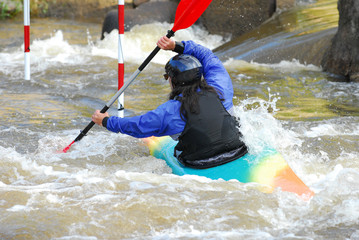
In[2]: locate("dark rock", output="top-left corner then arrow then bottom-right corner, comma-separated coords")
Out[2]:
133,0 -> 150,7
101,10 -> 118,40
101,0 -> 276,40
321,0 -> 359,82
101,1 -> 178,40
213,20 -> 336,67
44,0 -> 117,20
125,1 -> 178,29
276,0 -> 295,10
200,0 -> 276,38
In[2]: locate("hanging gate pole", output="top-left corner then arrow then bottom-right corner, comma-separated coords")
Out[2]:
118,0 -> 125,117
24,0 -> 30,80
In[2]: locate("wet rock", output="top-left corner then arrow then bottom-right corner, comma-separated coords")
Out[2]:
133,0 -> 150,7
321,0 -> 359,82
277,0 -> 296,10
41,0 -> 117,19
124,1 -> 178,29
101,1 -> 178,40
214,24 -> 336,68
101,10 -> 118,40
200,0 -> 276,38
101,0 -> 276,40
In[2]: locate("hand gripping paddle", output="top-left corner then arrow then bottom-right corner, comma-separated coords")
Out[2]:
62,0 -> 212,152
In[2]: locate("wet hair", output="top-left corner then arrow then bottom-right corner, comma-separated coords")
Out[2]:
169,79 -> 222,120
165,54 -> 223,120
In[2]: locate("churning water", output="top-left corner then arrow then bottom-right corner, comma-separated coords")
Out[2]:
0,0 -> 359,239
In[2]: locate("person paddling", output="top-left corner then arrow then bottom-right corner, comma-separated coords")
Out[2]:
92,36 -> 248,169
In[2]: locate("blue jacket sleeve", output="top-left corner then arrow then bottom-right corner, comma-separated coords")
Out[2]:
182,40 -> 234,111
106,100 -> 186,138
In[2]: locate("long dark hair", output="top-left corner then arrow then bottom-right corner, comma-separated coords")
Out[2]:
169,78 -> 223,120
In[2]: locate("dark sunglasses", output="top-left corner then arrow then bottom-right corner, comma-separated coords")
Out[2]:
163,73 -> 169,80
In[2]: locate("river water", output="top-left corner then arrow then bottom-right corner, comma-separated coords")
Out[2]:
1,0 -> 359,239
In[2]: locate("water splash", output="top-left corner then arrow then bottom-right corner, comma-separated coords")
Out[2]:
93,22 -> 228,65
233,90 -> 301,154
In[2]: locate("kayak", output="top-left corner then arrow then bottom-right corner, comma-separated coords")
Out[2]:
144,136 -> 314,199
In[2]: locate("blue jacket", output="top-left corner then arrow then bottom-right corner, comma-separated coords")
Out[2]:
106,40 -> 234,138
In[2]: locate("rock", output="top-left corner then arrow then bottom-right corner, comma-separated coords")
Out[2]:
125,1 -> 178,29
200,0 -> 276,38
277,0 -> 296,10
101,9 -> 118,40
101,1 -> 178,39
43,0 -> 117,19
213,22 -> 336,68
133,0 -> 173,7
101,0 -> 276,40
321,0 -> 359,82
133,0 -> 149,7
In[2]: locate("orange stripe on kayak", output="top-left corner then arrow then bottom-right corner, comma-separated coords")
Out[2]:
274,166 -> 314,200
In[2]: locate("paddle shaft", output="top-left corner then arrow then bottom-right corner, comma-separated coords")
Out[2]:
73,30 -> 175,143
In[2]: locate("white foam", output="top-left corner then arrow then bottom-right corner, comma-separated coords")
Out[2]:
92,22 -> 227,65
224,58 -> 321,73
0,23 -> 225,79
304,122 -> 359,138
53,236 -> 97,240
31,31 -> 86,64
6,205 -> 29,212
233,96 -> 301,154
152,228 -> 274,239
129,181 -> 155,190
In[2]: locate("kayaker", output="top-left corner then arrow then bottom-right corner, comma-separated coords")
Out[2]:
92,36 -> 248,169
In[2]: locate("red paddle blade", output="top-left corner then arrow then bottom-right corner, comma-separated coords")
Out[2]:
61,141 -> 75,153
172,0 -> 212,32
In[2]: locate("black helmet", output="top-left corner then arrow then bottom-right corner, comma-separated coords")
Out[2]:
165,54 -> 203,86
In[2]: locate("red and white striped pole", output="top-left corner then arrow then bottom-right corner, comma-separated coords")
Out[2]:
118,0 -> 125,117
24,0 -> 30,80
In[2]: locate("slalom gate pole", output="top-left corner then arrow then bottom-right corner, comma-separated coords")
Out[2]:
118,0 -> 125,117
24,0 -> 30,80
